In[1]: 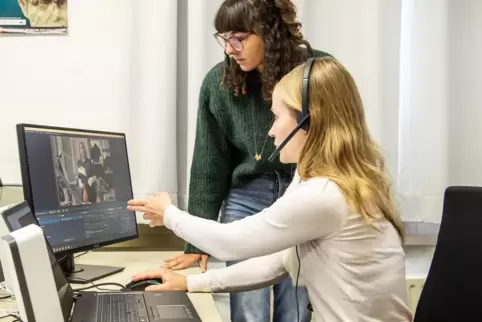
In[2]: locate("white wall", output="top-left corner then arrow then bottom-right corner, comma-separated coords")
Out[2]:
0,0 -> 134,185
0,1 -> 179,223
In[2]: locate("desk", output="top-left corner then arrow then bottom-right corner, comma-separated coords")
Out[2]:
0,251 -> 222,322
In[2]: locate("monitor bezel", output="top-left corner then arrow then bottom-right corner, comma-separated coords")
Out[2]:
16,123 -> 139,256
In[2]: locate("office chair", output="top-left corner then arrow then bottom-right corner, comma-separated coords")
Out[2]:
413,186 -> 482,322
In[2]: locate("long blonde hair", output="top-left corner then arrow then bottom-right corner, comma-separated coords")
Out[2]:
276,57 -> 404,241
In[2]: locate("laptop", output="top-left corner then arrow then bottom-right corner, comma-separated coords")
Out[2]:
1,201 -> 202,322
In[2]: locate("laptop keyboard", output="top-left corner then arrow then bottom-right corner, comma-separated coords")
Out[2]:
96,293 -> 149,322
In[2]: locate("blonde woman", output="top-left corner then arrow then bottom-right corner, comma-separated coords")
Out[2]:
128,57 -> 413,321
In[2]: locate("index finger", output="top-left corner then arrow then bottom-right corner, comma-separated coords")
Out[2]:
164,255 -> 181,263
127,205 -> 148,213
127,199 -> 148,206
132,270 -> 163,281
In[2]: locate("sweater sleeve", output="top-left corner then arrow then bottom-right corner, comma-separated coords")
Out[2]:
184,72 -> 232,255
187,250 -> 288,293
167,179 -> 348,261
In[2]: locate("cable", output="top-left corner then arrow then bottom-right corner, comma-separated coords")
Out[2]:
57,255 -> 69,264
73,282 -> 126,292
0,313 -> 22,321
276,174 -> 302,321
74,251 -> 89,258
72,278 -> 126,293
295,245 -> 301,322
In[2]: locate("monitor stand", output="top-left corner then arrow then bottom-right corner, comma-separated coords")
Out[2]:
58,253 -> 125,284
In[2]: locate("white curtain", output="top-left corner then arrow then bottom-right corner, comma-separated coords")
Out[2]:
127,1 -> 179,209
180,0 -> 405,213
294,0 -> 482,224
177,0 -> 226,208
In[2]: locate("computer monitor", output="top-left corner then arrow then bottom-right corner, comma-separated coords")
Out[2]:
1,201 -> 74,320
16,123 -> 138,284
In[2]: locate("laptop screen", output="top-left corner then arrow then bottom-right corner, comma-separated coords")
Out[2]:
2,201 -> 74,321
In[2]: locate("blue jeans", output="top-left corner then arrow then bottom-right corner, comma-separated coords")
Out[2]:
220,174 -> 312,322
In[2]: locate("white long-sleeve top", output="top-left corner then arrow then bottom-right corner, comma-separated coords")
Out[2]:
163,174 -> 413,322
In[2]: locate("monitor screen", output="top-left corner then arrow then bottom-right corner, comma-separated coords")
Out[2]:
16,124 -> 138,254
2,201 -> 74,320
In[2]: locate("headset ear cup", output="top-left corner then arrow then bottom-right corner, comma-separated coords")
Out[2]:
297,113 -> 310,132
297,112 -> 303,126
302,118 -> 310,132
300,114 -> 310,132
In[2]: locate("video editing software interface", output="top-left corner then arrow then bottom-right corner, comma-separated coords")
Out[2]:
21,126 -> 137,253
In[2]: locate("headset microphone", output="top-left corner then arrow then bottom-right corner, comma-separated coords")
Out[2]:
267,116 -> 309,162
267,57 -> 317,162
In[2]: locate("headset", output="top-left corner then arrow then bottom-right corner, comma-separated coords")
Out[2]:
267,57 -> 319,162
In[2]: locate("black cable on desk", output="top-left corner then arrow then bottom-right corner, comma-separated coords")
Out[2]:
71,278 -> 126,293
73,282 -> 126,292
0,313 -> 22,321
74,251 -> 89,258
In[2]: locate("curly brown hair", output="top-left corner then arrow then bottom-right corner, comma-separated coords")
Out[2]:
214,0 -> 313,101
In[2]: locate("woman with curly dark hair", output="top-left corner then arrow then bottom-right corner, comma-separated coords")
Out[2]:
164,0 -> 331,320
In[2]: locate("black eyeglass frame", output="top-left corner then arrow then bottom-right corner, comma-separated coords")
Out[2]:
213,33 -> 251,52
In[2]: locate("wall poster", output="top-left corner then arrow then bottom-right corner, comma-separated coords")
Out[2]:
0,0 -> 67,35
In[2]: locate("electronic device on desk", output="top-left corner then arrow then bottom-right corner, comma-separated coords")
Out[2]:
0,224 -> 65,322
16,123 -> 139,284
0,202 -> 202,322
0,204 -> 16,237
0,203 -> 18,283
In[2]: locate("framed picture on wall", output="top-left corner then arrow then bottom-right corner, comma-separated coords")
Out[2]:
0,0 -> 68,35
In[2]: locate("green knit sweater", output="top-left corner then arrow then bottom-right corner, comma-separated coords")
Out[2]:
185,49 -> 332,254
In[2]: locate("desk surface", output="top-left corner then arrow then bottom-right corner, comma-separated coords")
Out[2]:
0,251 -> 222,322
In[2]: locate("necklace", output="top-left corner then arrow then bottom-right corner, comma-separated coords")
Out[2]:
254,136 -> 269,161
250,103 -> 271,161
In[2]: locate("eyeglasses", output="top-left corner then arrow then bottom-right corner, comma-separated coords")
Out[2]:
213,33 -> 251,52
